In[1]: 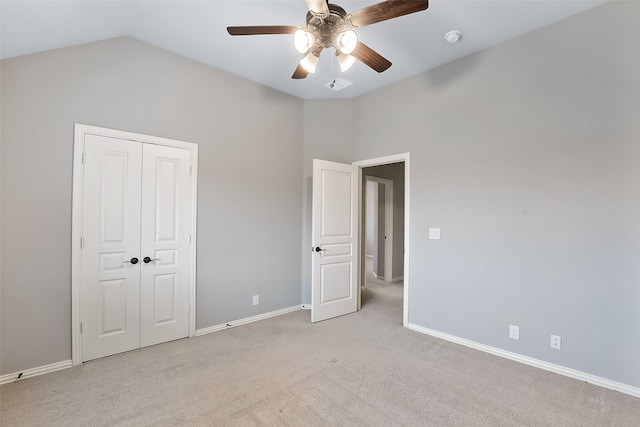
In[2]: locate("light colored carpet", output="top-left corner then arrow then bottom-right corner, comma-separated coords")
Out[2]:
2,268 -> 639,426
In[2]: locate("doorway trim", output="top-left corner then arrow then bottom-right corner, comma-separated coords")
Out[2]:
353,152 -> 410,327
71,123 -> 199,366
364,176 -> 393,283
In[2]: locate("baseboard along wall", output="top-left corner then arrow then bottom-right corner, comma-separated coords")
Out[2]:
0,360 -> 73,385
195,305 -> 302,336
407,323 -> 640,399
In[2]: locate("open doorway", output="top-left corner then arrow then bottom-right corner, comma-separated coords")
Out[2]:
310,154 -> 409,326
355,154 -> 408,326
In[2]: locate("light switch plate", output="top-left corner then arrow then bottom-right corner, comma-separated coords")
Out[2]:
429,228 -> 441,240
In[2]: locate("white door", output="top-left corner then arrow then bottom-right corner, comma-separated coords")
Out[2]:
82,135 -> 143,360
82,135 -> 190,361
311,159 -> 359,322
140,144 -> 191,347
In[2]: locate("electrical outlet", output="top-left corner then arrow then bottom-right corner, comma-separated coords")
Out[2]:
550,335 -> 561,350
509,325 -> 520,340
252,295 -> 259,306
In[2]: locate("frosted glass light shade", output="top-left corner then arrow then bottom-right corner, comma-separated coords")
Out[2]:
300,51 -> 319,73
337,53 -> 356,72
336,29 -> 358,54
293,28 -> 316,54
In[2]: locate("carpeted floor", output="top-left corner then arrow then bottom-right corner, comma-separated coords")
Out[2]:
1,265 -> 639,426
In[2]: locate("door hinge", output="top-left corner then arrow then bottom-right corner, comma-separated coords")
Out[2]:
189,234 -> 192,244
80,322 -> 84,334
189,165 -> 193,176
188,303 -> 191,313
80,237 -> 84,249
82,152 -> 86,164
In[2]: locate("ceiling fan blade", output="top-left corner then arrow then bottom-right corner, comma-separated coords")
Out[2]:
292,64 -> 309,80
352,42 -> 392,73
227,26 -> 298,36
305,0 -> 329,15
349,0 -> 428,28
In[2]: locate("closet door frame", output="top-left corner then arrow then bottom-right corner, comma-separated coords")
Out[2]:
71,123 -> 199,366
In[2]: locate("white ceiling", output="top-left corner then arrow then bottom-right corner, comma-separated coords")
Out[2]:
0,0 -> 608,99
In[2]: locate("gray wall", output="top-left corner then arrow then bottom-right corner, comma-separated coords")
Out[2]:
0,37 -> 303,375
364,163 -> 405,280
352,2 -> 640,387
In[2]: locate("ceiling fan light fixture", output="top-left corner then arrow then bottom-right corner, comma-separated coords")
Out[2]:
300,51 -> 320,73
336,52 -> 356,72
293,28 -> 316,54
336,29 -> 358,54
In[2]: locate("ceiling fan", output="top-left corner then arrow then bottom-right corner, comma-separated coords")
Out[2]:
227,0 -> 429,79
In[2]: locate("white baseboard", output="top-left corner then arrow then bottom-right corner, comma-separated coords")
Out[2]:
391,275 -> 404,283
0,360 -> 72,385
407,323 -> 640,399
372,271 -> 379,279
195,305 -> 301,336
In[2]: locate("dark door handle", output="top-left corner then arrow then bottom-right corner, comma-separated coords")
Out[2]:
123,257 -> 139,265
314,247 -> 326,252
143,257 -> 160,264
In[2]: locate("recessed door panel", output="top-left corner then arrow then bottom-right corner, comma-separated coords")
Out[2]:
154,274 -> 177,325
320,262 -> 352,303
321,170 -> 353,238
101,152 -> 128,243
99,252 -> 126,272
100,279 -> 127,335
154,249 -> 177,267
155,157 -> 178,242
320,243 -> 352,258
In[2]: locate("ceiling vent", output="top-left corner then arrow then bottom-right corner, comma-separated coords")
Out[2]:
324,77 -> 353,92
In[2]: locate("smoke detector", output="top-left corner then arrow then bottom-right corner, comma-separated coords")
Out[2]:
445,30 -> 462,44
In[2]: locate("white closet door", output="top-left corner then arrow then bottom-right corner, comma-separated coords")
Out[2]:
140,144 -> 191,347
82,136 -> 191,361
82,135 -> 143,361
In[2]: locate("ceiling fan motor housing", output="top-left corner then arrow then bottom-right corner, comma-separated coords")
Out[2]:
306,4 -> 352,49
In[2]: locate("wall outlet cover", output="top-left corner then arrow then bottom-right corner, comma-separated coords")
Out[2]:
509,325 -> 520,340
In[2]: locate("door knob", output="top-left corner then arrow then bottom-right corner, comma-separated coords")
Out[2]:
314,247 -> 326,252
123,257 -> 139,265
143,257 -> 160,264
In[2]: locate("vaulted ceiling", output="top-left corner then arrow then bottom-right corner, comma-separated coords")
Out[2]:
0,1 -> 607,99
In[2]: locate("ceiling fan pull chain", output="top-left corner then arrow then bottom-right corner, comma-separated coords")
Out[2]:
331,52 -> 336,77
